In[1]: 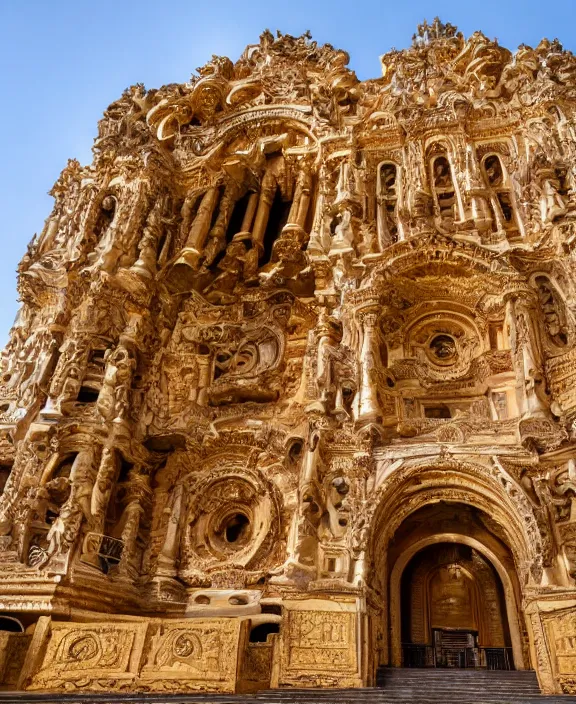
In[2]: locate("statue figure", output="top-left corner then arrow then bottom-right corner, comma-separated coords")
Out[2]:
35,449 -> 97,569
96,343 -> 137,423
319,475 -> 350,541
330,209 -> 354,253
554,459 -> 576,522
308,310 -> 356,417
42,338 -> 88,417
536,277 -> 569,346
541,175 -> 567,223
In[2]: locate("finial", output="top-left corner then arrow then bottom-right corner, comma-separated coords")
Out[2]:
412,17 -> 459,47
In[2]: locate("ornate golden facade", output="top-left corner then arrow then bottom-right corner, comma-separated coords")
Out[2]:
2,19 -> 576,697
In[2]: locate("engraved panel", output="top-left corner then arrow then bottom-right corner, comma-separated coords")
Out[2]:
139,618 -> 242,692
28,622 -> 147,691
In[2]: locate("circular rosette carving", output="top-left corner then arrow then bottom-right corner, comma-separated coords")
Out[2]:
173,633 -> 197,658
406,312 -> 481,381
181,468 -> 283,575
65,633 -> 101,664
155,630 -> 203,667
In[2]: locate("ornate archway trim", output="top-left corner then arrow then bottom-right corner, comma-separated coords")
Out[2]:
389,533 -> 526,671
367,459 -> 543,584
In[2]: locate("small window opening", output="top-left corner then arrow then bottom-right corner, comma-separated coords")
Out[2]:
0,616 -> 24,633
497,193 -> 514,222
555,167 -> 569,197
0,464 -> 12,494
424,405 -> 452,419
94,195 -> 116,240
249,623 -> 280,643
77,387 -> 99,403
379,163 -> 399,243
327,557 -> 337,572
225,513 -> 250,543
489,323 -> 504,350
53,456 -> 75,480
117,457 -> 133,484
288,439 -> 304,463
484,155 -> 504,188
262,188 -> 292,264
225,192 -> 252,243
433,156 -> 456,226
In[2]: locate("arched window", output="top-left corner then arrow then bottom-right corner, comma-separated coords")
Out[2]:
377,162 -> 400,246
431,155 -> 457,230
482,154 -> 519,239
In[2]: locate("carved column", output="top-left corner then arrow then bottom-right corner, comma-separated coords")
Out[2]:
356,310 -> 381,424
507,296 -> 549,418
117,499 -> 144,578
405,140 -> 433,235
308,167 -> 330,256
130,198 -> 165,279
464,144 -> 493,234
239,192 -> 259,234
180,186 -> 220,266
117,473 -> 149,579
195,354 -> 212,406
203,180 -> 243,267
82,447 -> 119,565
251,170 -> 277,249
287,169 -> 312,230
155,482 -> 184,577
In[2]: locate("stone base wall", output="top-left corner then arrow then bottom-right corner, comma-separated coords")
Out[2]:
527,596 -> 576,695
275,599 -> 362,689
3,592 -> 576,694
5,598 -> 362,694
17,616 -> 246,694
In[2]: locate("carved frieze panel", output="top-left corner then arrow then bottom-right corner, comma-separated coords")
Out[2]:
541,605 -> 576,695
139,618 -> 243,692
279,607 -> 361,687
28,622 -> 148,692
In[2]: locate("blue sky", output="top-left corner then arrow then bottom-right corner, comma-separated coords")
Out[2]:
1,0 -> 575,344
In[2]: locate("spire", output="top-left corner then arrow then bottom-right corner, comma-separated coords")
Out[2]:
412,17 -> 460,47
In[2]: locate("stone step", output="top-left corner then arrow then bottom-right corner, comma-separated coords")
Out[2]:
380,671 -> 539,676
265,689 -> 543,692
1,669 -> 575,704
0,694 -> 575,704
258,690 -> 552,704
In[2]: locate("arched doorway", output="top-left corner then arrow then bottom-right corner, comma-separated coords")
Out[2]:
364,456 -> 545,681
399,541 -> 512,669
386,502 -> 527,671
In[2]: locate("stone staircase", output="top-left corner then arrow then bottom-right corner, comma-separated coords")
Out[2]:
374,667 -> 554,701
2,669 -> 576,703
